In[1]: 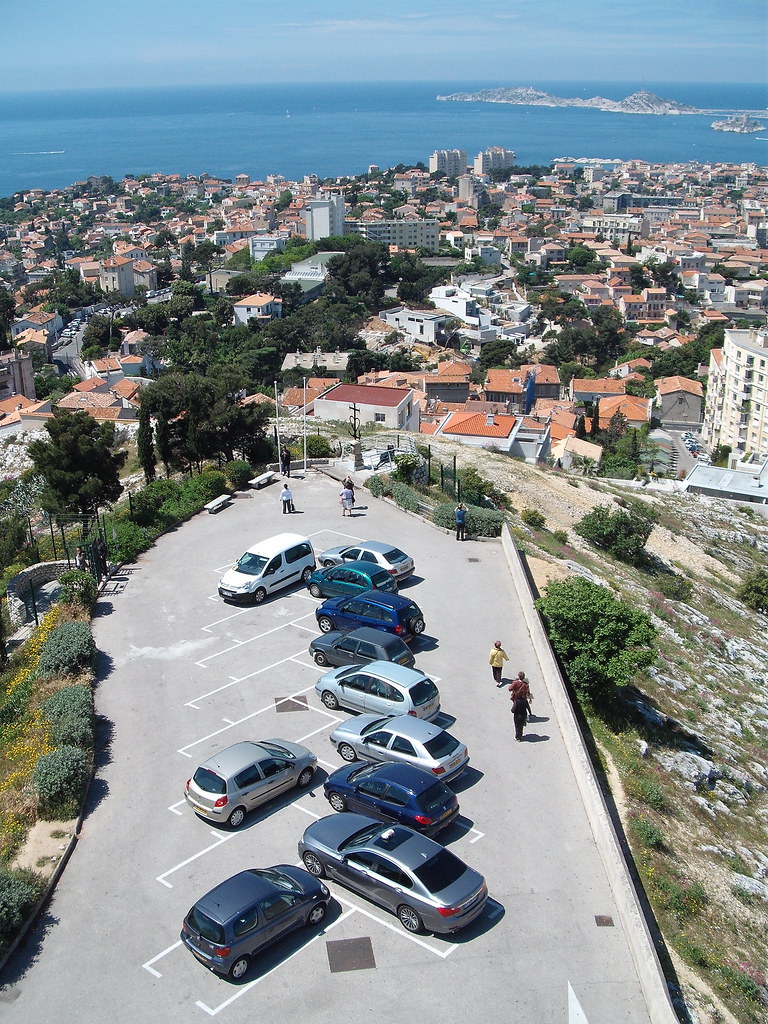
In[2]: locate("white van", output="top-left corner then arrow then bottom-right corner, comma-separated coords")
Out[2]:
218,534 -> 315,604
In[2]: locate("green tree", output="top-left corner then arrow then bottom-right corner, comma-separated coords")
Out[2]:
28,410 -> 127,515
575,501 -> 658,566
0,284 -> 18,342
137,404 -> 156,484
737,569 -> 768,614
535,576 -> 656,704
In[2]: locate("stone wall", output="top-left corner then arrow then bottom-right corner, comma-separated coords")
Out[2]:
6,561 -> 70,627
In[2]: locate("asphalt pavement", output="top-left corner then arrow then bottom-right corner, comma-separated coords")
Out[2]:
0,470 -> 653,1024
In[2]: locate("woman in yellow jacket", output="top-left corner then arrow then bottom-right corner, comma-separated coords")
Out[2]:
489,640 -> 508,686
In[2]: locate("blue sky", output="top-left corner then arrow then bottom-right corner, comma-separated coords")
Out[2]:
2,0 -> 765,92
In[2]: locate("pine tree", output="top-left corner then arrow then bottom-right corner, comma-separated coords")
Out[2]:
137,405 -> 156,484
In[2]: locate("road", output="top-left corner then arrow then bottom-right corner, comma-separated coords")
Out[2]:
0,471 -> 652,1024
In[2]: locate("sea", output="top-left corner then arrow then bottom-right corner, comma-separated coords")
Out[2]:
1,80 -> 767,200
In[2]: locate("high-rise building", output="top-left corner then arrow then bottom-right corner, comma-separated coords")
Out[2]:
472,146 -> 516,176
703,327 -> 768,456
304,194 -> 346,240
428,149 -> 467,177
344,218 -> 440,251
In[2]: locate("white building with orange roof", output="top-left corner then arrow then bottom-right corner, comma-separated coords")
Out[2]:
655,375 -> 704,427
99,254 -> 135,297
232,293 -> 283,325
570,377 -> 626,404
597,394 -> 653,430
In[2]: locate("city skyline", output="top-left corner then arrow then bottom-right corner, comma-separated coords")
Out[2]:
2,0 -> 766,94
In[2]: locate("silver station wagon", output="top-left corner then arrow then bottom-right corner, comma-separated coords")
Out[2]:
315,661 -> 440,720
329,715 -> 469,781
185,740 -> 317,829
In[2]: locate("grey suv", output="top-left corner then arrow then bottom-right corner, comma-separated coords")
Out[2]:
185,740 -> 317,829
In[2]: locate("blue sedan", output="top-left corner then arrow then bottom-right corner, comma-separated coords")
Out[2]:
323,761 -> 459,836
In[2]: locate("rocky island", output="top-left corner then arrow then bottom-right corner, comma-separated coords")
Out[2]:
436,86 -> 701,115
711,113 -> 764,133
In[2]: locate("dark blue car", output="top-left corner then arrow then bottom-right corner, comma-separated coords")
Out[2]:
323,761 -> 459,836
315,590 -> 425,640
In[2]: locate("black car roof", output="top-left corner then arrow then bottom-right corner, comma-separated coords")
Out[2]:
196,869 -> 277,923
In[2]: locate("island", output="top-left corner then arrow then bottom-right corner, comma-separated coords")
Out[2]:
436,87 -> 701,115
711,114 -> 763,133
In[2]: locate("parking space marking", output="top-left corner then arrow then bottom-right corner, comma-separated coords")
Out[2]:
292,621 -> 319,635
289,657 -> 319,671
178,685 -> 319,756
295,720 -> 340,744
156,830 -> 234,888
186,648 -> 316,708
317,758 -> 337,770
168,799 -> 185,816
195,908 -> 355,1016
291,801 -> 322,819
142,940 -> 183,977
333,893 -> 458,959
468,827 -> 486,844
195,614 -> 316,667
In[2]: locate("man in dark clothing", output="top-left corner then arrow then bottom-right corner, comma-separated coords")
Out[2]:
454,503 -> 466,541
280,446 -> 291,477
508,671 -> 533,716
511,693 -> 531,741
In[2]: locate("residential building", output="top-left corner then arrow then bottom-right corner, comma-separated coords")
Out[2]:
232,293 -> 283,325
655,376 -> 704,427
11,309 -> 63,341
378,306 -> 455,346
100,255 -> 135,297
702,328 -> 768,456
428,149 -> 467,177
313,383 -> 419,431
345,218 -> 439,251
280,348 -> 350,378
570,377 -> 626,404
551,434 -> 603,471
0,350 -> 36,401
249,235 -> 286,262
304,195 -> 346,240
281,251 -> 344,303
472,147 -> 516,176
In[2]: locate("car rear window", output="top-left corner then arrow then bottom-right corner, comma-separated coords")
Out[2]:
383,548 -> 407,563
192,767 -> 226,794
420,782 -> 454,814
187,906 -> 225,944
401,602 -> 421,619
413,848 -> 466,891
409,678 -> 438,705
370,569 -> 393,587
424,733 -> 460,759
235,552 -> 268,576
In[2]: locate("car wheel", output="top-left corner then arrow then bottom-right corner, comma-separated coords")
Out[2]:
397,905 -> 423,934
411,617 -> 425,635
313,651 -> 329,667
328,791 -> 347,812
301,566 -> 313,583
297,767 -> 314,788
253,587 -> 267,605
322,559 -> 336,568
227,805 -> 246,829
229,955 -> 250,980
302,851 -> 325,877
309,583 -> 323,598
338,743 -> 357,763
306,902 -> 327,926
321,690 -> 340,710
318,616 -> 334,633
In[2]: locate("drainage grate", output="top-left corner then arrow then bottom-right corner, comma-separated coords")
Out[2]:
274,695 -> 309,713
467,557 -> 480,563
326,937 -> 376,973
594,915 -> 614,927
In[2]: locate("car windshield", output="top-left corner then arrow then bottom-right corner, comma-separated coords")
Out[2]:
424,733 -> 460,759
187,906 -> 225,944
359,718 -> 390,736
340,823 -> 388,852
259,743 -> 294,759
348,763 -> 379,783
421,783 -> 453,814
257,867 -> 302,893
409,678 -> 438,705
192,767 -> 226,794
413,848 -> 466,892
382,547 -> 407,564
235,552 -> 268,576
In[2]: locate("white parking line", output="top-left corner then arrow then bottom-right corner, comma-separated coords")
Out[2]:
194,613 -> 316,667
186,648 -> 314,708
195,908 -> 355,1016
295,720 -> 340,744
468,827 -> 485,844
178,685 -> 318,756
291,801 -> 322,819
292,622 -> 320,635
168,799 -> 186,816
201,603 -> 264,631
142,939 -> 182,977
156,830 -> 234,888
289,657 -> 319,671
333,893 -> 457,959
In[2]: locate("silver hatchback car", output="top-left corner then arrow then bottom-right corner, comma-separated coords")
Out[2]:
185,740 -> 317,829
317,540 -> 415,581
329,715 -> 469,781
315,661 -> 440,720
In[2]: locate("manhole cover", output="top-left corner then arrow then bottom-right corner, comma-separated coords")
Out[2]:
326,937 -> 376,973
467,557 -> 480,563
275,695 -> 309,713
594,915 -> 614,927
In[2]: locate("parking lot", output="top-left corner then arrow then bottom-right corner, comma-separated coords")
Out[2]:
0,471 -> 652,1023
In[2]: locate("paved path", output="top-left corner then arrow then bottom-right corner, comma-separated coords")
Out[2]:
0,471 -> 652,1024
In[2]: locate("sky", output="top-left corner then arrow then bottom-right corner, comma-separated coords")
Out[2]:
2,0 -> 766,93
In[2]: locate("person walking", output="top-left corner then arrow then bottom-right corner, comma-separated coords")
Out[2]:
340,485 -> 354,516
454,502 -> 466,541
511,690 -> 531,741
342,475 -> 355,501
280,446 -> 291,477
509,670 -> 534,717
95,537 -> 109,575
74,546 -> 87,571
280,482 -> 294,513
489,640 -> 508,686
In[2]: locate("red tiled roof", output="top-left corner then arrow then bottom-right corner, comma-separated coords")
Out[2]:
442,411 -> 516,438
318,384 -> 411,408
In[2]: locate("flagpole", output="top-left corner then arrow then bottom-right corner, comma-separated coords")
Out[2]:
303,376 -> 308,475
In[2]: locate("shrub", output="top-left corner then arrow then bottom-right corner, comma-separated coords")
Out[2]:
182,470 -> 228,504
42,685 -> 93,748
575,501 -> 658,567
629,815 -> 665,849
130,479 -> 181,525
654,573 -> 693,602
391,482 -> 421,512
306,435 -> 334,458
521,508 -> 546,530
37,621 -> 97,677
32,745 -> 89,815
366,475 -> 386,498
226,460 -> 253,490
57,569 -> 98,609
110,519 -> 153,563
433,503 -> 505,537
392,453 -> 421,483
0,868 -> 44,952
737,568 -> 768,614
553,529 -> 568,544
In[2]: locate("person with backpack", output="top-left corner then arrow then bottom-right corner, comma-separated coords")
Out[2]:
510,688 -> 531,741
508,671 -> 534,717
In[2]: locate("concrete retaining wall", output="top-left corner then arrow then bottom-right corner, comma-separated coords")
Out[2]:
501,524 -> 679,1024
6,561 -> 70,627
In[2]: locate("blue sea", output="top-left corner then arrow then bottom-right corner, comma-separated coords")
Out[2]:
0,80 -> 766,199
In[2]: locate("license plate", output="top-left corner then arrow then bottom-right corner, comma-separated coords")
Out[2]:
448,757 -> 462,769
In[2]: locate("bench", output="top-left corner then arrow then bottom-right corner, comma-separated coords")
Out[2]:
204,494 -> 232,514
249,471 -> 277,489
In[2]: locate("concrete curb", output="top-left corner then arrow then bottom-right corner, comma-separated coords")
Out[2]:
500,524 -> 679,1024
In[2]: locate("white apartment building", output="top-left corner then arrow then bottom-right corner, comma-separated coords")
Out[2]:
345,218 -> 440,251
472,146 -> 516,176
248,236 -> 285,261
428,149 -> 467,177
304,195 -> 346,241
703,328 -> 768,456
